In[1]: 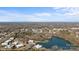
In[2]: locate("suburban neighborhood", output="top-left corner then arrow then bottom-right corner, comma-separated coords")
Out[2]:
0,23 -> 79,51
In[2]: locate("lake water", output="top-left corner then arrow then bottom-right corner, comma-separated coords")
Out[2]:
38,36 -> 71,49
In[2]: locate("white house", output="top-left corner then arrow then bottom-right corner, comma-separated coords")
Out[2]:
28,40 -> 35,45
38,29 -> 43,33
9,37 -> 14,40
34,44 -> 42,49
75,32 -> 79,38
4,45 -> 13,48
49,30 -> 52,33
1,37 -> 14,46
15,43 -> 24,48
12,41 -> 18,45
20,29 -> 25,32
32,29 -> 42,33
28,40 -> 33,43
5,37 -> 14,43
1,42 -> 8,46
25,29 -> 28,32
76,35 -> 79,38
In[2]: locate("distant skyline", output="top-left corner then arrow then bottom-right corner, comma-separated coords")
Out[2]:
0,7 -> 79,22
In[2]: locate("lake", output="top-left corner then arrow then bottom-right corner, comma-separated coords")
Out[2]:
38,36 -> 72,49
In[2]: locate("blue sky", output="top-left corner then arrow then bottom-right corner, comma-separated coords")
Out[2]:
0,7 -> 79,22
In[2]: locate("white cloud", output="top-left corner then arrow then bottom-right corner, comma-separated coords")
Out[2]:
64,12 -> 79,16
34,13 -> 51,16
53,7 -> 79,16
0,10 -> 48,22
